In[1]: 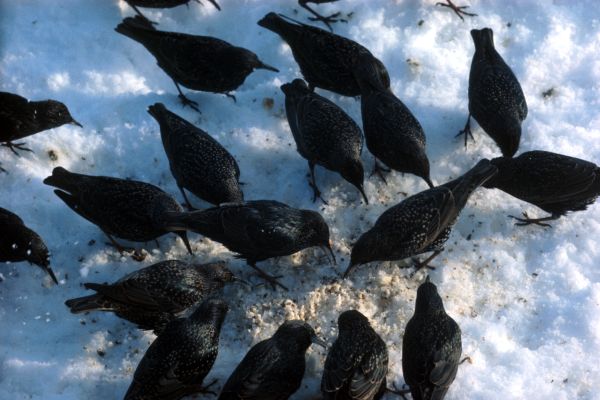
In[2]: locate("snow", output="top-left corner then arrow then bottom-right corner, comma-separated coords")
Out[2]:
1,0 -> 600,399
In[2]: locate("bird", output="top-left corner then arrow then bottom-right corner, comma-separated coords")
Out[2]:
148,103 -> 243,209
281,79 -> 368,205
124,0 -> 221,25
321,310 -> 388,400
64,260 -> 238,333
43,166 -> 193,261
435,0 -> 477,21
115,16 -> 278,112
0,91 -> 81,171
218,319 -> 326,400
163,200 -> 334,290
402,277 -> 462,400
355,56 -> 433,188
344,159 -> 497,278
483,150 -> 600,227
459,28 -> 527,158
298,0 -> 344,32
258,12 -> 389,97
124,298 -> 229,400
0,207 -> 58,284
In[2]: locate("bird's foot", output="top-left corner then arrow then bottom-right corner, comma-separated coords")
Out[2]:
249,264 -> 289,291
509,212 -> 554,228
370,162 -> 391,184
308,12 -> 346,31
455,124 -> 474,148
308,180 -> 328,205
389,382 -> 411,399
410,257 -> 437,275
460,356 -> 473,365
198,378 -> 218,396
2,141 -> 33,156
104,241 -> 147,261
224,92 -> 237,103
436,0 -> 477,21
178,94 -> 201,113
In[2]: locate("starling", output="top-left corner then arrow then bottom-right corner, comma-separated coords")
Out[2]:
344,159 -> 497,277
321,310 -> 388,400
258,12 -> 389,97
124,0 -> 221,25
435,0 -> 477,21
402,277 -> 462,400
0,207 -> 58,284
483,150 -> 600,227
0,91 -> 81,169
115,16 -> 278,112
281,79 -> 368,205
65,260 -> 236,333
355,57 -> 433,188
459,28 -> 527,158
124,298 -> 229,400
298,0 -> 344,32
164,200 -> 334,290
218,320 -> 326,400
43,166 -> 192,260
148,103 -> 243,208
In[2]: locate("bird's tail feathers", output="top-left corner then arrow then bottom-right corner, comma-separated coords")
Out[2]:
43,167 -> 81,192
115,15 -> 157,44
447,159 -> 498,209
65,293 -> 111,313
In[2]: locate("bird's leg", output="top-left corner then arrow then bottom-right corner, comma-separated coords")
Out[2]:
224,92 -> 237,103
248,262 -> 289,291
197,378 -> 219,396
509,212 -> 558,228
173,81 -> 200,113
178,186 -> 196,210
455,114 -> 474,147
103,232 -> 146,262
130,4 -> 157,25
370,159 -> 391,184
411,250 -> 442,272
299,0 -> 345,32
436,0 -> 477,21
2,141 -> 34,156
0,163 -> 6,173
308,162 -> 328,205
460,356 -> 472,365
389,382 -> 411,400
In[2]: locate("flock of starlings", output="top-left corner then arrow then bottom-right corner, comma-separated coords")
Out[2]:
1,0 -> 599,399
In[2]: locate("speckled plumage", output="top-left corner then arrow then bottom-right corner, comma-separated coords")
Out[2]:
0,207 -> 57,284
345,159 -> 497,277
321,310 -> 388,400
281,79 -> 368,204
148,103 -> 243,208
124,298 -> 228,400
258,13 -> 389,97
64,260 -> 234,333
43,166 -> 192,255
464,28 -> 527,157
164,200 -> 332,290
218,320 -> 325,400
483,150 -> 600,223
402,279 -> 462,400
355,60 -> 433,188
115,16 -> 278,110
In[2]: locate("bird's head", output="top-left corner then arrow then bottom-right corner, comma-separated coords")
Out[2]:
280,79 -> 311,100
41,100 -> 82,128
340,159 -> 368,204
343,229 -> 377,279
275,320 -> 326,352
338,310 -> 370,332
415,276 -> 446,314
353,54 -> 391,95
24,231 -> 58,284
300,209 -> 335,263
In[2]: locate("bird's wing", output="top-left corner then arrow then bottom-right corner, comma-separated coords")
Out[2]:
86,279 -> 178,313
350,338 -> 388,400
322,336 -> 360,394
471,61 -> 525,120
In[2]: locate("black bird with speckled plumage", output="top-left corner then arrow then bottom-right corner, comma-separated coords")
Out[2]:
355,57 -> 433,188
218,320 -> 326,400
321,310 -> 388,400
164,200 -> 333,290
0,207 -> 58,284
460,28 -> 527,158
402,278 -> 462,400
115,16 -> 278,111
282,79 -> 368,204
148,103 -> 243,208
0,91 -> 80,171
258,13 -> 389,97
43,167 -> 192,259
124,298 -> 228,400
124,0 -> 221,24
483,150 -> 600,227
344,159 -> 497,277
65,260 -> 235,333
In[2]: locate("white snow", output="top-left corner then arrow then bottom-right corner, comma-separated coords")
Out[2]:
1,0 -> 600,399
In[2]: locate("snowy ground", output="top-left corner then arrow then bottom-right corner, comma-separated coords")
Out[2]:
1,0 -> 600,398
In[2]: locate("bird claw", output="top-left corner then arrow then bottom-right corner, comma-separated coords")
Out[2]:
0,163 -> 6,173
436,0 -> 478,21
389,382 -> 411,399
2,141 -> 34,156
178,94 -> 201,113
308,180 -> 328,205
307,12 -> 347,31
455,126 -> 474,148
249,264 -> 289,291
509,212 -> 553,228
370,162 -> 390,184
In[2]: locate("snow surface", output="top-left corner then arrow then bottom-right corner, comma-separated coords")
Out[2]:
1,0 -> 600,399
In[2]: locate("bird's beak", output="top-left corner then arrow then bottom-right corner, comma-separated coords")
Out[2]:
71,119 -> 83,128
257,61 -> 279,73
342,261 -> 355,279
425,275 -> 431,283
233,276 -> 251,287
178,232 -> 193,255
356,184 -> 369,205
46,266 -> 59,285
311,335 -> 327,348
324,240 -> 336,266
